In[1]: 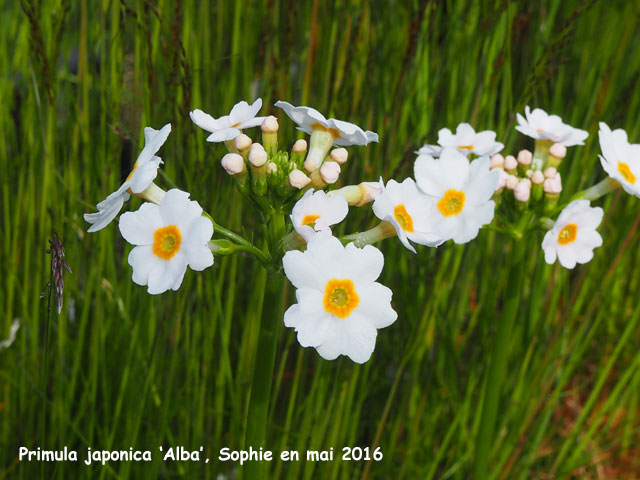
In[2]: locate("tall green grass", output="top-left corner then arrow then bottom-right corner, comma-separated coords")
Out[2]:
2,0 -> 640,478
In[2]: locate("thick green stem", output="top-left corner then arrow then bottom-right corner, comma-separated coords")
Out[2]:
473,239 -> 526,479
242,213 -> 286,479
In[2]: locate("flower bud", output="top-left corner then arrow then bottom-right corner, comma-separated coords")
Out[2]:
330,148 -> 348,165
547,143 -> 567,168
517,149 -> 533,166
543,172 -> 562,194
531,170 -> 545,185
261,116 -> 279,156
490,154 -> 505,169
289,169 -> 311,189
514,180 -> 531,202
320,161 -> 341,184
506,174 -> 519,190
249,144 -> 268,168
525,169 -> 533,178
544,167 -> 557,179
266,162 -> 278,175
504,155 -> 518,173
221,153 -> 246,175
357,181 -> 381,206
261,115 -> 279,134
495,168 -> 508,191
293,139 -> 308,153
235,134 -> 252,153
291,139 -> 308,169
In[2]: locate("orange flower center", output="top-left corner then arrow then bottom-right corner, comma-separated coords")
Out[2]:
458,145 -> 474,151
617,162 -> 636,184
437,189 -> 466,216
311,122 -> 340,138
393,204 -> 414,232
557,223 -> 577,245
152,225 -> 182,260
323,279 -> 359,318
301,214 -> 320,227
231,122 -> 242,128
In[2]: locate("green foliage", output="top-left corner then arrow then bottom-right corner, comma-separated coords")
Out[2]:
2,0 -> 640,478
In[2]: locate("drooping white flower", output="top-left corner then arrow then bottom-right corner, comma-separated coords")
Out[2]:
190,99 -> 266,143
542,200 -> 603,269
282,234 -> 397,364
598,122 -> 640,197
275,101 -> 378,146
84,124 -> 171,232
372,178 -> 443,253
119,189 -> 214,294
437,123 -> 504,156
515,106 -> 588,146
291,189 -> 349,241
414,148 -> 499,244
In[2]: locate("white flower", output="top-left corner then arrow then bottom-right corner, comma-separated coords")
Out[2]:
291,190 -> 349,241
415,144 -> 442,158
542,200 -> 603,269
598,122 -> 640,197
437,123 -> 504,156
84,124 -> 171,232
190,99 -> 266,142
372,178 -> 443,253
414,148 -> 498,244
515,106 -> 588,146
119,189 -> 214,294
282,234 -> 397,364
274,101 -> 378,146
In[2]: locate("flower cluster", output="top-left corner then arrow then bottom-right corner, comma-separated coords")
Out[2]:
84,99 -> 639,364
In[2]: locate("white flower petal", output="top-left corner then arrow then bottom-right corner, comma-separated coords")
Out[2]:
119,202 -> 163,245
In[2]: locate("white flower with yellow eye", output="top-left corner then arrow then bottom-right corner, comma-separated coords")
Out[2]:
372,178 -> 443,253
282,234 -> 397,364
437,123 -> 504,156
598,122 -> 640,197
515,106 -> 588,146
119,189 -> 214,295
542,200 -> 603,269
84,124 -> 171,232
414,148 -> 498,244
291,190 -> 349,241
190,99 -> 266,142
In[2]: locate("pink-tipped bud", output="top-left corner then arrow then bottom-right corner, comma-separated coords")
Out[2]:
320,161 -> 341,184
520,178 -> 532,188
531,170 -> 545,185
496,168 -> 508,190
330,148 -> 348,165
504,155 -> 518,172
303,157 -> 317,173
221,153 -> 246,175
261,115 -> 279,133
249,144 -> 267,167
543,173 -> 562,194
235,134 -> 252,152
514,181 -> 531,202
544,167 -> 557,179
490,154 -> 505,169
293,139 -> 308,153
289,169 -> 311,189
357,181 -> 382,205
517,149 -> 533,166
267,162 -> 278,174
506,174 -> 519,190
549,143 -> 567,159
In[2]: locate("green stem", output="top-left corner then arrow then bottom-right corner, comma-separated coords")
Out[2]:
339,221 -> 397,247
472,239 -> 527,479
242,213 -> 286,479
570,177 -> 620,202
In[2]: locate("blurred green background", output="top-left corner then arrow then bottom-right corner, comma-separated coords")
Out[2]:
2,0 -> 640,478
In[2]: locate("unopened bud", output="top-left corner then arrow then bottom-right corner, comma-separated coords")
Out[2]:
531,170 -> 545,185
320,161 -> 341,184
544,167 -> 557,179
543,173 -> 562,194
293,139 -> 308,153
330,148 -> 348,165
235,134 -> 252,152
490,154 -> 505,169
504,155 -> 518,173
549,143 -> 566,159
249,144 -> 268,167
266,162 -> 278,175
525,169 -> 533,178
517,149 -> 533,166
289,169 -> 311,189
496,168 -> 508,191
506,174 -> 519,190
261,116 -> 279,156
514,181 -> 531,202
261,115 -> 279,133
221,153 -> 246,175
357,181 -> 381,206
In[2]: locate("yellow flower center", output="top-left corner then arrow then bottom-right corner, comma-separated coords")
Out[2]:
536,128 -> 544,132
125,162 -> 140,183
301,214 -> 320,227
617,162 -> 636,184
231,122 -> 242,128
152,225 -> 182,260
323,279 -> 359,318
311,122 -> 340,138
393,204 -> 414,232
437,189 -> 466,216
557,223 -> 577,245
458,145 -> 474,151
